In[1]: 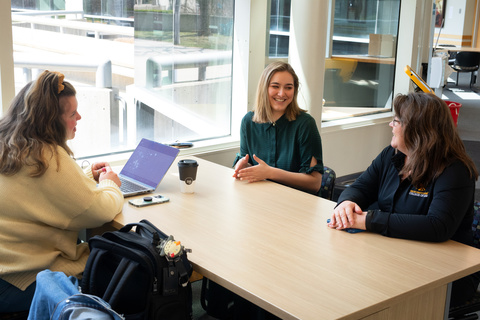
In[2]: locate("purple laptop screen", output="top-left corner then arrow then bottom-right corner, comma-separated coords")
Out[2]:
120,139 -> 179,188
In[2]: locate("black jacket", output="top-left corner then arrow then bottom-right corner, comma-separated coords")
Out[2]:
338,146 -> 475,244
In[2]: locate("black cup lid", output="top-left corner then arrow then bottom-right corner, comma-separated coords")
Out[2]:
178,159 -> 198,167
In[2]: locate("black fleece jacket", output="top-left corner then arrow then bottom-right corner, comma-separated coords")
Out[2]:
337,146 -> 475,244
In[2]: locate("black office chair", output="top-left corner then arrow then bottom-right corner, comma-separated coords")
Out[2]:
450,52 -> 480,89
448,201 -> 480,320
437,44 -> 458,65
318,166 -> 336,200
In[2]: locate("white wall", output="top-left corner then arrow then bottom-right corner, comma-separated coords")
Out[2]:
444,0 -> 467,35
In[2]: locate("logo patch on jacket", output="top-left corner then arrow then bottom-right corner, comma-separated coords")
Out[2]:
409,187 -> 428,198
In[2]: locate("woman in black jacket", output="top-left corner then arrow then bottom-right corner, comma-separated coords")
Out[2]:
328,92 -> 478,308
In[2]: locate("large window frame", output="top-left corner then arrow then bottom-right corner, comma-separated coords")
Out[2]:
267,0 -> 401,122
4,0 -> 427,171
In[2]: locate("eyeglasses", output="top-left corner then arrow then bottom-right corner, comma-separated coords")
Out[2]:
390,118 -> 402,127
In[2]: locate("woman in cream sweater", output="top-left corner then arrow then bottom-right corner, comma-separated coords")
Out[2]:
0,71 -> 123,312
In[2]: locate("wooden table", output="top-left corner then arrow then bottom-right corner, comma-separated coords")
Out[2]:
438,46 -> 480,53
109,156 -> 480,320
331,54 -> 395,65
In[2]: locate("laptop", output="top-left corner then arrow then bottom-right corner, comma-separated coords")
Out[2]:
119,138 -> 180,197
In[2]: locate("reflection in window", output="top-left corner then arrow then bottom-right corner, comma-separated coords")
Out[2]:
269,0 -> 290,58
11,0 -> 39,10
324,0 -> 401,111
84,0 -> 135,25
266,0 -> 400,119
133,1 -> 234,144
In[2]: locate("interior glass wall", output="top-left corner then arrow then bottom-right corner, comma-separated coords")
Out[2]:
324,0 -> 401,110
266,0 -> 401,118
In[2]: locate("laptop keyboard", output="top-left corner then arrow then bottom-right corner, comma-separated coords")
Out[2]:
120,178 -> 149,193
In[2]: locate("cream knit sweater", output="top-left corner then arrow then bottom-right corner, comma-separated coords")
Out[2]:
0,146 -> 123,290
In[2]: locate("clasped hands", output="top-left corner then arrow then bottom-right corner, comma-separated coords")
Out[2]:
92,162 -> 121,187
327,200 -> 367,231
233,154 -> 272,183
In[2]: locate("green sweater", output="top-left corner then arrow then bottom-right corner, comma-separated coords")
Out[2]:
235,110 -> 324,180
0,146 -> 123,290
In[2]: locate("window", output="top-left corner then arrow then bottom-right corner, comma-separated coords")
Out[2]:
10,0 -> 399,160
11,0 -> 235,159
266,0 -> 401,121
269,0 -> 290,58
131,1 -> 234,145
83,0 -> 135,26
324,0 -> 401,115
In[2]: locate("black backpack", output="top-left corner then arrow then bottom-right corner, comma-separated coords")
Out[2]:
81,219 -> 193,320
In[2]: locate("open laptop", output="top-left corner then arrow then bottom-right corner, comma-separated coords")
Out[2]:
119,138 -> 180,197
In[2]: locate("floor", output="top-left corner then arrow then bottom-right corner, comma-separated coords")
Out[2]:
443,72 -> 480,200
192,279 -> 218,320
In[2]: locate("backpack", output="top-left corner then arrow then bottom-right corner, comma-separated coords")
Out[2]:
81,219 -> 193,320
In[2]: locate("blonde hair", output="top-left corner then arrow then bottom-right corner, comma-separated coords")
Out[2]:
252,61 -> 304,123
0,71 -> 76,177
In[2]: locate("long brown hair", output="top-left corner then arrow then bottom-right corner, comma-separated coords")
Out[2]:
0,71 -> 76,177
393,92 -> 478,187
252,61 -> 305,123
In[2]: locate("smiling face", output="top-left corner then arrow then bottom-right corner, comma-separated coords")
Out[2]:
60,95 -> 81,140
268,71 -> 294,121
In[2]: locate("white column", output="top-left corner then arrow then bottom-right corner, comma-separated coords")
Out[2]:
231,0 -> 269,140
0,1 -> 15,115
288,0 -> 329,123
394,0 -> 433,95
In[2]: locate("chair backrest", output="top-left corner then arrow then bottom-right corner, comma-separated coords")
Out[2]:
319,166 -> 336,200
472,201 -> 480,248
454,51 -> 480,68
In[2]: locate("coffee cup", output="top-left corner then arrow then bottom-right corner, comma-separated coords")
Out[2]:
178,159 -> 199,193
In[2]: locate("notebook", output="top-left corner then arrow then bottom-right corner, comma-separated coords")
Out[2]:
119,138 -> 180,197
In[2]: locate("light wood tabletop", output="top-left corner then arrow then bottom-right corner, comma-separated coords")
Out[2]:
109,156 -> 480,320
438,46 -> 480,53
331,54 -> 395,65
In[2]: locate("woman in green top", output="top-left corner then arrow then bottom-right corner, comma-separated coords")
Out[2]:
233,61 -> 324,195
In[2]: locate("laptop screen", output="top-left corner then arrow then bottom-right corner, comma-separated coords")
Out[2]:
120,139 -> 180,188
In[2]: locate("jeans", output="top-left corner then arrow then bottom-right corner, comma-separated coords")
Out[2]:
0,277 -> 36,312
28,270 -> 124,320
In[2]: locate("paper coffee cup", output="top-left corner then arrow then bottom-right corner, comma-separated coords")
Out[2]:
178,159 -> 199,193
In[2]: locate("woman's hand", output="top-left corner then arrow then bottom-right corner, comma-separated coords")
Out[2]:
235,155 -> 272,183
92,162 -> 109,182
233,154 -> 252,178
98,165 -> 122,187
328,201 -> 365,230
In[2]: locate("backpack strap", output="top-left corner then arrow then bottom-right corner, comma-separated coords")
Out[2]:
175,258 -> 190,288
104,258 -> 140,308
120,220 -> 167,247
82,247 -> 106,294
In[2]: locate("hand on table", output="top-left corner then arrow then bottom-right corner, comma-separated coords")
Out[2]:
233,154 -> 251,178
328,200 -> 366,230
